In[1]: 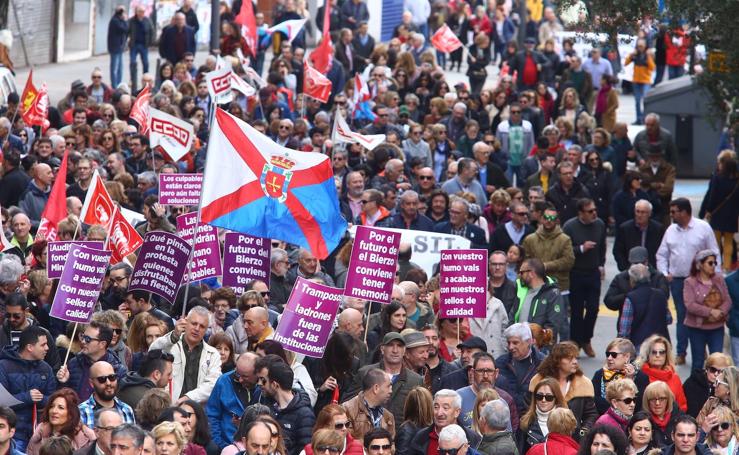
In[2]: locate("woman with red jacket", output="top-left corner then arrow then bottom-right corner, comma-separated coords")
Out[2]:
664,26 -> 690,80
525,408 -> 580,455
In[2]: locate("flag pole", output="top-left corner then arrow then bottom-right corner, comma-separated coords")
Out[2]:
363,301 -> 371,344
62,322 -> 78,367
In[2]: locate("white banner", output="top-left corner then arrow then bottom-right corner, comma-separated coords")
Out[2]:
205,66 -> 233,105
149,108 -> 194,162
332,110 -> 385,151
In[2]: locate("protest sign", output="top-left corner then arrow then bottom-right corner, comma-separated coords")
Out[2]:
47,241 -> 104,279
438,249 -> 488,318
50,244 -> 111,323
177,212 -> 222,281
159,173 -> 203,206
347,226 -> 470,277
222,233 -> 270,294
129,231 -> 191,302
273,277 -> 342,358
344,226 -> 400,303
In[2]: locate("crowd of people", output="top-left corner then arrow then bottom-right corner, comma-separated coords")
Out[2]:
0,1 -> 737,455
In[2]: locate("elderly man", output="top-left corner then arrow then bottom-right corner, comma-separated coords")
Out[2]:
149,306 -> 221,403
9,213 -> 33,259
439,424 -> 482,455
353,333 -> 423,426
19,163 -> 53,227
390,190 -> 435,231
399,281 -> 434,328
495,323 -> 546,415
269,248 -> 291,312
442,103 -> 469,143
75,408 -> 124,455
402,331 -> 430,377
342,368 -> 395,442
473,141 -> 510,196
337,307 -> 368,360
206,352 -> 261,449
79,361 -> 135,428
434,198 -> 488,249
605,246 -> 670,332
159,12 -> 196,66
409,391 -> 481,455
633,113 -> 678,166
491,202 -> 534,254
613,200 -> 665,271
639,148 -> 676,226
286,248 -> 335,286
477,400 -> 517,455
441,158 -> 487,207
618,264 -> 672,350
456,352 -> 519,431
243,307 -> 273,352
371,158 -> 408,191
109,424 -> 147,455
340,171 -> 366,221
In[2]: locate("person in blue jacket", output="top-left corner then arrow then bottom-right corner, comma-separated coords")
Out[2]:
0,326 -> 57,452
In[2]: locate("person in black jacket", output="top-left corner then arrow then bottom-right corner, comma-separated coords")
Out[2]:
509,38 -> 550,92
107,6 -> 129,88
128,6 -> 154,91
0,293 -> 60,372
681,352 -> 733,418
613,199 -> 664,271
177,0 -> 200,35
467,33 -> 492,96
546,161 -> 591,224
590,338 -> 650,415
490,202 -> 534,255
434,199 -> 488,250
0,151 -> 30,209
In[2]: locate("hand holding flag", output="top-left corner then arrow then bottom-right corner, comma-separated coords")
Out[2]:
431,24 -> 464,53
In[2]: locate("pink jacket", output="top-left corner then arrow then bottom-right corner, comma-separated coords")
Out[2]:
26,423 -> 96,455
595,408 -> 629,434
683,275 -> 731,330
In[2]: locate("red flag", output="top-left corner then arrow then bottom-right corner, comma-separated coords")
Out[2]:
309,35 -> 334,74
235,0 -> 258,58
20,69 -> 38,121
107,207 -> 143,264
35,151 -> 70,242
130,85 -> 151,135
24,83 -> 49,129
431,24 -> 463,53
303,62 -> 332,103
80,170 -> 117,229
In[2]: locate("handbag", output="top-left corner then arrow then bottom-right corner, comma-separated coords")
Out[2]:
705,180 -> 738,222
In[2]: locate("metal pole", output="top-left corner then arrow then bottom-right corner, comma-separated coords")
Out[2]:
210,0 -> 220,54
516,0 -> 528,49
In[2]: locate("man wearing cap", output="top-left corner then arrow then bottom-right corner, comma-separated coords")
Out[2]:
605,246 -> 670,332
342,367 -> 395,442
456,352 -> 519,432
613,199 -> 665,271
352,332 -> 423,428
439,336 -> 488,391
403,331 -> 430,377
510,38 -> 549,92
639,147 -> 676,226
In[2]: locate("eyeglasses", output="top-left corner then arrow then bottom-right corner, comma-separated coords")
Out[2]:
111,275 -> 128,283
474,368 -> 496,376
618,397 -> 637,405
316,447 -> 341,454
418,176 -> 433,180
438,447 -> 463,455
81,335 -> 100,344
535,393 -> 555,402
92,75 -> 102,79
95,374 -> 118,384
510,110 -> 522,114
515,212 -> 529,216
334,421 -> 353,430
650,349 -> 666,356
7,312 -> 23,320
648,397 -> 668,403
279,125 -> 292,130
605,351 -> 621,358
369,444 -> 391,451
712,422 -> 731,432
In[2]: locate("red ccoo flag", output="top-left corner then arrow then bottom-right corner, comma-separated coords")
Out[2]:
309,0 -> 334,73
235,0 -> 258,58
303,62 -> 332,103
130,85 -> 151,135
431,24 -> 463,53
24,83 -> 49,129
35,150 -> 70,242
20,69 -> 39,122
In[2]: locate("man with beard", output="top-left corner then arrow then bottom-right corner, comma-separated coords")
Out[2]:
101,263 -> 132,311
122,289 -> 174,331
79,361 -> 135,428
342,368 -> 395,442
455,352 -> 519,431
116,349 -> 173,409
340,171 -> 365,221
422,325 -> 459,393
402,331 -> 430,378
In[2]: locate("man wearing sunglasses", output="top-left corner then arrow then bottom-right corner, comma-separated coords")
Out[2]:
0,292 -> 60,370
437,424 -> 481,455
79,361 -> 135,428
363,428 -> 393,455
117,349 -> 174,410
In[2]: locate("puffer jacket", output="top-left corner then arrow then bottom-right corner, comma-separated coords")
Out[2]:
0,346 -> 57,442
522,225 -> 575,291
529,374 -> 598,442
525,433 -> 579,455
65,349 -> 127,401
272,390 -> 316,455
477,431 -> 518,455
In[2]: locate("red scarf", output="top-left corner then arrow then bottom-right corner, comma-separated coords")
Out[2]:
652,410 -> 672,430
641,363 -> 677,382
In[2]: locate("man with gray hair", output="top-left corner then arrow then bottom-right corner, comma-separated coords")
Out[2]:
390,190 -> 435,231
443,103 -> 469,143
434,198 -> 488,249
613,199 -> 665,271
269,248 -> 292,311
495,323 -> 546,414
150,306 -> 221,404
617,263 -> 671,349
409,390 -> 481,455
286,248 -> 335,287
77,408 -> 124,455
398,281 -> 434,328
110,423 -> 146,455
477,400 -> 517,455
441,158 -> 487,207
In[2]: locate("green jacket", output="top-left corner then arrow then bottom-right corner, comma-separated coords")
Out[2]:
478,431 -> 519,455
521,225 -> 575,291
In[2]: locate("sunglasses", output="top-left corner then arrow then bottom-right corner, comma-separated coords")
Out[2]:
7,312 -> 23,320
543,214 -> 557,222
369,445 -> 391,451
95,374 -> 118,384
705,261 -> 717,266
618,397 -> 637,405
334,422 -> 352,430
605,351 -> 621,358
419,176 -> 433,180
316,447 -> 341,454
112,328 -> 123,335
439,448 -> 462,455
535,393 -> 555,402
707,366 -> 724,375
515,212 -> 529,216
712,422 -> 731,432
651,349 -> 666,356
81,335 -> 100,344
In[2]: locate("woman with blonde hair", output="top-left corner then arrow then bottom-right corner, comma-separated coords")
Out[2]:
595,378 -> 638,434
556,88 -> 587,125
307,430 -> 344,455
424,97 -> 449,126
697,366 -> 739,426
642,381 -> 682,447
302,405 -> 363,455
637,335 -> 687,413
152,421 -> 188,455
683,352 -> 733,418
518,377 -> 567,454
396,387 -> 433,455
702,405 -> 738,454
394,51 -> 419,84
525,408 -> 580,455
472,388 -> 500,435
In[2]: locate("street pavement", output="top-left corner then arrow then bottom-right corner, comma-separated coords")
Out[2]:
15,48 -> 714,379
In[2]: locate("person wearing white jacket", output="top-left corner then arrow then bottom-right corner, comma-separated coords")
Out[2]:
469,294 -> 509,358
150,306 -> 221,404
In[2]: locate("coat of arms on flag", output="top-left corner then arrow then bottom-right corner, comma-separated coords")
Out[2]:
259,155 -> 294,203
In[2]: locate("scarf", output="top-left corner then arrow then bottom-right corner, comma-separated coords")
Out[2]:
651,410 -> 672,430
608,407 -> 631,429
536,408 -> 552,436
600,368 -> 626,399
642,363 -> 677,383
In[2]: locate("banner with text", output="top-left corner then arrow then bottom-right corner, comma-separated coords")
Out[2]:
49,244 -> 111,323
159,173 -> 203,206
438,249 -> 488,318
176,212 -> 222,282
344,226 -> 400,303
273,277 -> 342,358
222,232 -> 270,294
149,108 -> 194,162
129,231 -> 191,302
47,241 -> 104,279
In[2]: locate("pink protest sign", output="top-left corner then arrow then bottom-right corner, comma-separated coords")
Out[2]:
222,232 -> 270,294
47,241 -> 104,279
50,244 -> 111,323
128,231 -> 192,303
176,212 -> 222,281
273,277 -> 342,358
343,226 -> 400,303
159,173 -> 203,206
438,249 -> 488,318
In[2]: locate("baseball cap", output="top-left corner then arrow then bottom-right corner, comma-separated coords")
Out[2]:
403,331 -> 430,349
628,246 -> 648,264
457,336 -> 487,351
382,332 -> 405,346
525,37 -> 536,45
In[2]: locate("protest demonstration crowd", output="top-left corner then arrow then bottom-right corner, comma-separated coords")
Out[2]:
0,2 -> 739,455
